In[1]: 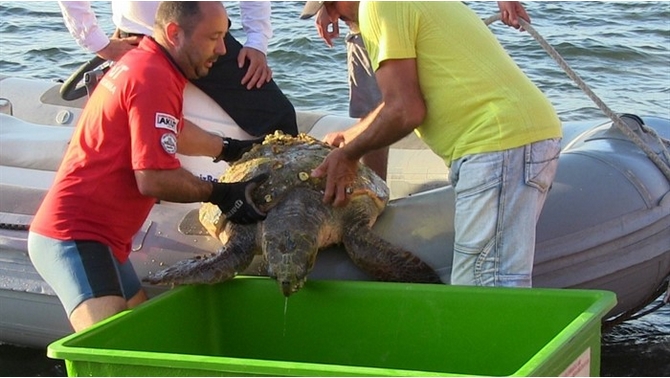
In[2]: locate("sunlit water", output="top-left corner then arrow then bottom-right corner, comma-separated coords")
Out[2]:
0,1 -> 668,376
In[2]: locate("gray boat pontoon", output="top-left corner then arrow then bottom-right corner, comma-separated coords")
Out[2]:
0,74 -> 668,349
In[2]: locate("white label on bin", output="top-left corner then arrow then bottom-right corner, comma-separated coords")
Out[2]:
560,347 -> 591,377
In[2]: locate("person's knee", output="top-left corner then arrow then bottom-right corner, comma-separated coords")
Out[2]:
69,295 -> 127,332
127,288 -> 148,309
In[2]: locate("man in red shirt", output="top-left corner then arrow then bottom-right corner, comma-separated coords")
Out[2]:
28,2 -> 266,332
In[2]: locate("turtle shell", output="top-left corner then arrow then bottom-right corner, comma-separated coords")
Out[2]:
199,132 -> 389,240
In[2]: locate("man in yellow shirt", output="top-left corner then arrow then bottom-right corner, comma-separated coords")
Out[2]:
302,1 -> 562,288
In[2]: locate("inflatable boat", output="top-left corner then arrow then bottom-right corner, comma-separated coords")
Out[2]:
0,73 -> 668,348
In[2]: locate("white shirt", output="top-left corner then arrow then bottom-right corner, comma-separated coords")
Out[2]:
58,1 -> 273,55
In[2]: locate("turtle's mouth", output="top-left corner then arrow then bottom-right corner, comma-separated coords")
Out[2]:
266,257 -> 309,296
263,230 -> 317,297
279,277 -> 306,297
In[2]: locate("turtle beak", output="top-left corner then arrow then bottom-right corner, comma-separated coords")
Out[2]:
279,278 -> 305,297
264,231 -> 315,297
281,281 -> 293,297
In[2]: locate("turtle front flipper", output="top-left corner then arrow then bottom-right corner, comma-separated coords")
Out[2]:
344,225 -> 442,284
143,224 -> 257,285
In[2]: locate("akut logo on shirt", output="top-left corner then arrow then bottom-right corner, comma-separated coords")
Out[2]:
155,112 -> 179,133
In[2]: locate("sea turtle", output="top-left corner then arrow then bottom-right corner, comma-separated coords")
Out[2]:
144,132 -> 441,296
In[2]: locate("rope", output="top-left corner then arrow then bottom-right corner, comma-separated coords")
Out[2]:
601,273 -> 670,329
484,14 -> 670,182
483,14 -> 670,325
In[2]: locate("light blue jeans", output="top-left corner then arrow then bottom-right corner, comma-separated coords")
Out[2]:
448,138 -> 561,287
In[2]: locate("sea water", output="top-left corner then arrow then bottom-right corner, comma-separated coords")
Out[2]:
0,1 -> 668,376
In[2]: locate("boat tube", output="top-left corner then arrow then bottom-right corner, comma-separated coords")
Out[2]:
0,75 -> 668,348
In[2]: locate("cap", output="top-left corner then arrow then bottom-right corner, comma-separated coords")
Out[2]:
300,1 -> 324,19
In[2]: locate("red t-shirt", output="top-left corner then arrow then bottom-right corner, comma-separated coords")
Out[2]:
31,37 -> 187,263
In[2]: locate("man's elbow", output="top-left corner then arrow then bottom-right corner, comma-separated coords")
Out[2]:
135,170 -> 161,197
391,98 -> 426,132
406,100 -> 426,128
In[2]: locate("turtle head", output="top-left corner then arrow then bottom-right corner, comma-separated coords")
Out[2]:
263,231 -> 319,297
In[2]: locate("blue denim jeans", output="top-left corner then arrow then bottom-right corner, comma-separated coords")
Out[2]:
448,138 -> 561,287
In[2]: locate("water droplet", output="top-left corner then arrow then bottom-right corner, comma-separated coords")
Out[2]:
283,297 -> 289,337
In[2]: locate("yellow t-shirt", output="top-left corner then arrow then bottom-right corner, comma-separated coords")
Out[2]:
359,1 -> 562,166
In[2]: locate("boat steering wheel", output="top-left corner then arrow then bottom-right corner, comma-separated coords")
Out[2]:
59,56 -> 108,101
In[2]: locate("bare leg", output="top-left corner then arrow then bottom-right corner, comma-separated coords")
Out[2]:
69,296 -> 128,332
69,288 -> 149,332
127,288 -> 149,309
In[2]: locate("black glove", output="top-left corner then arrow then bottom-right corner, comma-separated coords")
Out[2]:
207,174 -> 269,224
213,137 -> 265,163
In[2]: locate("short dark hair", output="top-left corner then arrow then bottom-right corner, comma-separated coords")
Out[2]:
155,2 -> 202,37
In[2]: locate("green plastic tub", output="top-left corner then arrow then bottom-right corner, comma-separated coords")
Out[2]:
47,277 -> 616,376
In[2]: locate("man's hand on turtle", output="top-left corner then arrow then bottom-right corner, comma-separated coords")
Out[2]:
323,131 -> 346,147
214,137 -> 264,163
311,148 -> 358,207
207,174 -> 269,224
